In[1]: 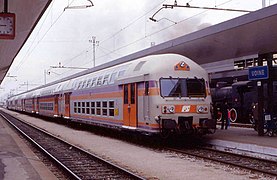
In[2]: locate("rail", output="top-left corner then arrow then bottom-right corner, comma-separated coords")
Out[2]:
0,110 -> 145,180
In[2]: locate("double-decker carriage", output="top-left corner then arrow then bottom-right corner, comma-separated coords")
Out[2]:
7,54 -> 216,136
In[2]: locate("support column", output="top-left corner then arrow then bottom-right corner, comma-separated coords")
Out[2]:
266,53 -> 273,116
257,55 -> 265,136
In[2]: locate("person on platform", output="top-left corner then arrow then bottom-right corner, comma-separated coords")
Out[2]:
252,102 -> 258,131
221,99 -> 229,130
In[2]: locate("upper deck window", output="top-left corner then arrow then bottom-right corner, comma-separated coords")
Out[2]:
118,70 -> 125,78
109,72 -> 117,84
82,80 -> 87,89
91,77 -> 97,87
97,76 -> 103,86
86,79 -> 92,88
103,74 -> 110,85
160,78 -> 206,98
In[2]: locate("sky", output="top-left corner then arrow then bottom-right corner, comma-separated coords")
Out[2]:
1,0 -> 277,100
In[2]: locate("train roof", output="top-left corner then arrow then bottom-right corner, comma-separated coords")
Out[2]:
8,53 -> 206,99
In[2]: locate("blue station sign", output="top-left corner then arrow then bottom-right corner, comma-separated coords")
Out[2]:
248,66 -> 268,80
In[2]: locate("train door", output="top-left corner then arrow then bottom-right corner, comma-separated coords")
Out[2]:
36,97 -> 39,114
54,94 -> 59,116
64,92 -> 71,118
32,98 -> 35,113
58,94 -> 64,117
123,83 -> 138,128
22,99 -> 25,111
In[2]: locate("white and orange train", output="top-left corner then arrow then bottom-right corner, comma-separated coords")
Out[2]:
7,54 -> 216,136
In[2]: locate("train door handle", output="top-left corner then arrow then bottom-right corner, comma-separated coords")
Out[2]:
128,104 -> 131,112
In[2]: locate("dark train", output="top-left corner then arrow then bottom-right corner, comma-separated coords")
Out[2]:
211,80 -> 277,124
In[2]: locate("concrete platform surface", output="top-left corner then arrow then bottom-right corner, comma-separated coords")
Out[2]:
0,115 -> 57,180
204,126 -> 277,161
1,108 -> 276,179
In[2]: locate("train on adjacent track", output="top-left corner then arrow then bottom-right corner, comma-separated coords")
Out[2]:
211,80 -> 277,124
6,54 -> 216,137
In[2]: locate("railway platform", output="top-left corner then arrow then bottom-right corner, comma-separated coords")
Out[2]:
0,115 -> 57,180
204,125 -> 277,161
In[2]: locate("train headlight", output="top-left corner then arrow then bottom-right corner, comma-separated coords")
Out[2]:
161,105 -> 175,114
168,106 -> 175,113
197,105 -> 208,113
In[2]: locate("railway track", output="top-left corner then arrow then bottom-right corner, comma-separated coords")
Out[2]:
0,111 -> 145,180
166,146 -> 277,177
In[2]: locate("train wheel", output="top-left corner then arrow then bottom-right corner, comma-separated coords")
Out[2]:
229,108 -> 237,123
217,112 -> 222,122
249,115 -> 254,124
268,130 -> 274,137
160,129 -> 171,139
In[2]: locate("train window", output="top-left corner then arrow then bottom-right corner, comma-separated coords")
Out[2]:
86,102 -> 90,114
102,101 -> 107,107
102,101 -> 107,116
74,102 -> 77,113
65,94 -> 70,104
160,78 -> 187,97
134,61 -> 146,71
82,80 -> 87,89
118,70 -> 125,78
124,85 -> 128,104
50,103 -> 53,110
96,101 -> 101,115
109,72 -> 117,84
86,79 -> 92,88
109,101 -> 114,117
91,102 -> 95,115
103,74 -> 110,85
160,78 -> 206,98
81,102 -> 85,114
97,76 -> 103,86
75,81 -> 79,89
78,81 -> 83,89
145,81 -> 149,96
186,79 -> 206,97
109,101 -> 114,108
71,80 -> 76,89
91,77 -> 97,87
131,83 -> 136,104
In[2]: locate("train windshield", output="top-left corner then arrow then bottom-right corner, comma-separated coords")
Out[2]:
160,78 -> 206,98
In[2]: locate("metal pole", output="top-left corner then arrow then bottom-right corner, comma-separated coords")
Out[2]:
257,55 -> 265,136
92,36 -> 96,67
262,0 -> 266,8
267,53 -> 273,116
4,0 -> 8,13
44,70 -> 47,85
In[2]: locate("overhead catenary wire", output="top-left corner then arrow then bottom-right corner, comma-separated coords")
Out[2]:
34,0 -> 168,79
88,0 -> 237,64
12,0 -> 74,73
9,0 -> 245,90
47,0 -> 238,74
100,0 -> 167,44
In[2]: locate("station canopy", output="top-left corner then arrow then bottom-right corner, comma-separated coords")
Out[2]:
0,0 -> 52,84
110,4 -> 277,66
1,2 -> 277,85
